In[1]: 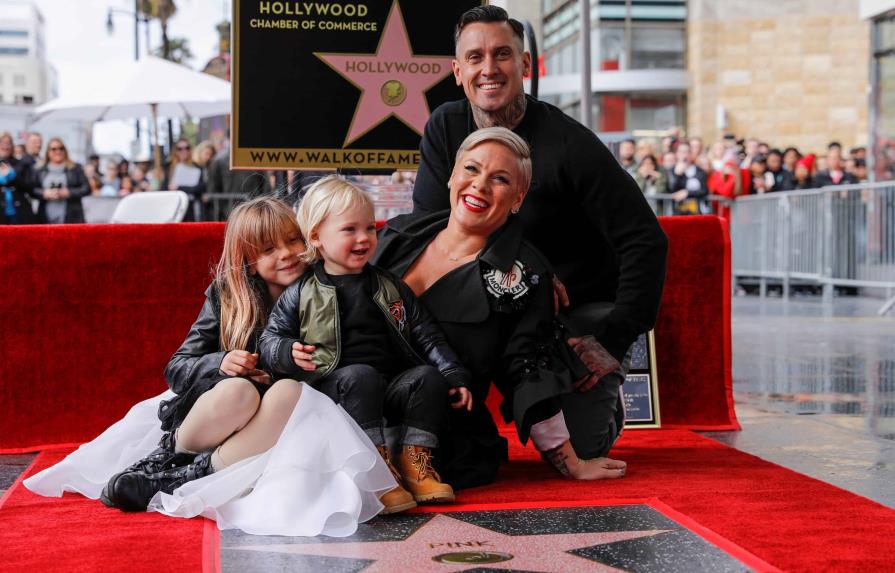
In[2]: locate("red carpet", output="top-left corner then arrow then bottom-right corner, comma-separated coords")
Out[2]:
5,431 -> 894,571
444,428 -> 895,573
0,449 -> 213,573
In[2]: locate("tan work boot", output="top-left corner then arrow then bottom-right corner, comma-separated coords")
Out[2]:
376,445 -> 417,514
398,445 -> 455,503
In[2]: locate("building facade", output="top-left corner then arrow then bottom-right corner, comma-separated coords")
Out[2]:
689,0 -> 869,154
528,0 -> 870,156
862,0 -> 895,179
0,1 -> 57,106
532,0 -> 688,141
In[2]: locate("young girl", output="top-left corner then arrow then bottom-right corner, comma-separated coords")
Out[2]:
25,197 -> 395,536
260,176 -> 472,513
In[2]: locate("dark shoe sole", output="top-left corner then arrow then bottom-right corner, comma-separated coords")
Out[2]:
380,499 -> 418,514
413,492 -> 455,503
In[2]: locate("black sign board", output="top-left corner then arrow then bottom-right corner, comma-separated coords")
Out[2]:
233,0 -> 482,171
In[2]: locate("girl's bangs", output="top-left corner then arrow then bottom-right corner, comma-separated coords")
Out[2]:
241,201 -> 301,256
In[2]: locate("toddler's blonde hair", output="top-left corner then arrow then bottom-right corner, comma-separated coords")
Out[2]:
296,175 -> 374,263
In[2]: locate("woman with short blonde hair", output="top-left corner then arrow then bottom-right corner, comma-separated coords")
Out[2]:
375,127 -> 628,488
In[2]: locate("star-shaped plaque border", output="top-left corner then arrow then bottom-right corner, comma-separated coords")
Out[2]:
314,0 -> 454,148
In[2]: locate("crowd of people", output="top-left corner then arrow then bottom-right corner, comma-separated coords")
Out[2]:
0,131 -> 278,224
3,127 -> 872,226
616,131 -> 868,216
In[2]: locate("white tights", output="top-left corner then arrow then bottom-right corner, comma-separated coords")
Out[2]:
175,377 -> 303,471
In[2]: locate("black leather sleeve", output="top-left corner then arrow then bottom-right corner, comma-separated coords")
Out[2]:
259,279 -> 304,378
66,164 -> 90,198
396,278 -> 471,388
164,287 -> 227,395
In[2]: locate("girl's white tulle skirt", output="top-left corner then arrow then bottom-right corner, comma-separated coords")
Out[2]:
23,383 -> 396,537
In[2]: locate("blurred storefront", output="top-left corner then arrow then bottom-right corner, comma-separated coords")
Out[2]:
865,0 -> 895,180
530,0 -> 687,142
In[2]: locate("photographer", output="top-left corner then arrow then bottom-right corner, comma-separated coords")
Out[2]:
667,141 -> 709,214
31,138 -> 89,224
0,131 -> 36,225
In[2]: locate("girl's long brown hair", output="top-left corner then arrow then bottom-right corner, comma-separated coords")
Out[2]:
215,197 -> 303,351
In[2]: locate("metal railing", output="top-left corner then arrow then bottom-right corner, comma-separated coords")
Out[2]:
204,193 -> 247,222
356,183 -> 413,222
728,182 -> 895,314
643,193 -> 733,217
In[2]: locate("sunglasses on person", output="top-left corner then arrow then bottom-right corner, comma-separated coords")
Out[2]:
176,145 -> 191,151
49,146 -> 65,152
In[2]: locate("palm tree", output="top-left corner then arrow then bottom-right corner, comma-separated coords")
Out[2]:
154,37 -> 192,65
139,0 -> 177,60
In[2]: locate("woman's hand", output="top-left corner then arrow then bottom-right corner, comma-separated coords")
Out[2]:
449,387 -> 473,411
291,342 -> 317,371
59,187 -> 70,199
247,369 -> 272,385
552,276 -> 570,314
220,350 -> 259,377
42,188 -> 60,201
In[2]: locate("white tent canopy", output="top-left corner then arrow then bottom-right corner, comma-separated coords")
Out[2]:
33,56 -> 231,122
33,56 -> 231,176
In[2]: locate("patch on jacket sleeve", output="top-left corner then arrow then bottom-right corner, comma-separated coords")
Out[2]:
483,260 -> 531,301
388,300 -> 406,330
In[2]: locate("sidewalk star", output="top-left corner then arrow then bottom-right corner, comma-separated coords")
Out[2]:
233,513 -> 671,572
315,0 -> 454,147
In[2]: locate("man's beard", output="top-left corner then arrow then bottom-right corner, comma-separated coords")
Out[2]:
471,91 -> 527,129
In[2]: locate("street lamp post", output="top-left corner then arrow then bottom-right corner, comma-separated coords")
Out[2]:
106,1 -> 151,144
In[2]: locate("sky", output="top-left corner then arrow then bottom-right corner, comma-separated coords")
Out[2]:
33,0 -> 229,157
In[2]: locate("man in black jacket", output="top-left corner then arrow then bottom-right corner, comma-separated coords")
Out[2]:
412,6 -> 667,463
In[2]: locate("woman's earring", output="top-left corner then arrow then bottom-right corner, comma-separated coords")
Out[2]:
511,207 -> 520,215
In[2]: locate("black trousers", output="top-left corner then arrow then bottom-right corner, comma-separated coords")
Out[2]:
316,364 -> 449,448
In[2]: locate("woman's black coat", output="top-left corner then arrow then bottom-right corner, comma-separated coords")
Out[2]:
30,162 -> 90,224
373,211 -> 587,489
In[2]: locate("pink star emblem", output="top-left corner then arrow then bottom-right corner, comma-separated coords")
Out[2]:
233,513 -> 672,572
315,0 -> 454,147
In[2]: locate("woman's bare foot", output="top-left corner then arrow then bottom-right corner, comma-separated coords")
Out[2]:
541,440 -> 627,480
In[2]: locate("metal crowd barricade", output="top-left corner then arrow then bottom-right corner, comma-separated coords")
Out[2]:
728,182 -> 895,314
357,183 -> 414,222
204,193 -> 247,222
202,184 -> 415,223
82,196 -> 123,223
643,193 -> 734,217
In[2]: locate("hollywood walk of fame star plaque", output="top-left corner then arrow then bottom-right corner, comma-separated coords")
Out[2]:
221,504 -> 770,572
232,0 -> 482,171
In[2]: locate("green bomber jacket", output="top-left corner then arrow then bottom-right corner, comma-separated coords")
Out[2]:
259,262 -> 471,388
